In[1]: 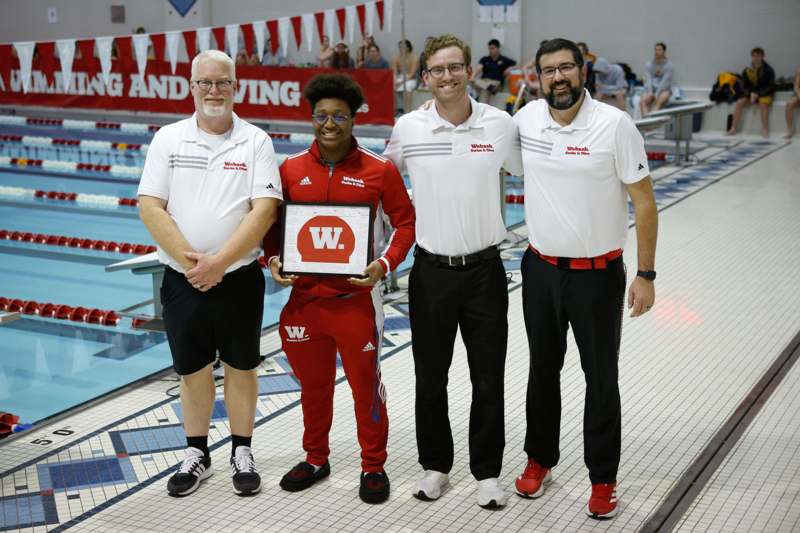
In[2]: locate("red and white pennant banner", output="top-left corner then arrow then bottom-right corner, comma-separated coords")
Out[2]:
0,0 -> 390,94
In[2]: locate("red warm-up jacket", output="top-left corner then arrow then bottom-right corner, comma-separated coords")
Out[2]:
263,138 -> 415,298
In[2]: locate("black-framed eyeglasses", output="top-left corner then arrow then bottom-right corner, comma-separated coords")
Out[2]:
312,113 -> 352,125
192,79 -> 234,91
540,63 -> 578,79
426,63 -> 466,78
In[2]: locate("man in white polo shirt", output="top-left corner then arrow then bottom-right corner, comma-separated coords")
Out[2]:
137,50 -> 282,498
383,34 -> 522,509
512,38 -> 658,519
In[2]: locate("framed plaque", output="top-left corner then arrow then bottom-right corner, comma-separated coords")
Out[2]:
280,202 -> 374,276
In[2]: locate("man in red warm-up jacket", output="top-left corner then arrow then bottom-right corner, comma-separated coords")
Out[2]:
263,74 -> 415,504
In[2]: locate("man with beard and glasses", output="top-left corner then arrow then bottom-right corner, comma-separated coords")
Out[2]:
138,50 -> 282,497
512,38 -> 658,519
264,74 -> 415,504
383,34 -> 523,509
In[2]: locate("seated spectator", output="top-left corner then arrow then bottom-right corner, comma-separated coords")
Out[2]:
640,42 -> 674,115
331,41 -> 355,69
727,47 -> 776,137
318,35 -> 334,68
785,67 -> 800,139
356,34 -> 376,68
472,38 -> 516,103
262,38 -> 288,66
593,57 -> 627,111
362,44 -> 389,69
236,49 -> 259,66
392,39 -> 419,113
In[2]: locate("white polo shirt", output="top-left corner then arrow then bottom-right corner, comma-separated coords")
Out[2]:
138,112 -> 283,273
514,90 -> 649,258
383,98 -> 522,256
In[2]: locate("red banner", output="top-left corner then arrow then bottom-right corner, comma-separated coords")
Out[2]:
0,61 -> 395,126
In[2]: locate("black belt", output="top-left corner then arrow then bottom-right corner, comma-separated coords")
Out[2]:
414,245 -> 499,267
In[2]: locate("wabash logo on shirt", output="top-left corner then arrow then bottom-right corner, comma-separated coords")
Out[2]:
470,143 -> 494,153
223,161 -> 248,171
297,215 -> 356,263
565,146 -> 590,156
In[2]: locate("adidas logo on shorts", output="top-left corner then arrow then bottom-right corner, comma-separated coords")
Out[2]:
362,341 -> 376,352
299,176 -> 312,186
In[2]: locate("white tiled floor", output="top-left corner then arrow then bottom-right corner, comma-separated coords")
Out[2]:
1,136 -> 798,532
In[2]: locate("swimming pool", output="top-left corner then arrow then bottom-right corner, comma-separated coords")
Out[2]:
0,115 -> 525,427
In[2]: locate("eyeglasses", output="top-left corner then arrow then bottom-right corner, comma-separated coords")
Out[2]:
426,63 -> 466,78
192,79 -> 234,92
312,113 -> 352,125
540,62 -> 578,79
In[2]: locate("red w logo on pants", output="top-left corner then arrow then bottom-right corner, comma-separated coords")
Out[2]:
297,215 -> 356,263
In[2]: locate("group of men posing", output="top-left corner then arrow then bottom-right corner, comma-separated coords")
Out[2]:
138,34 -> 658,520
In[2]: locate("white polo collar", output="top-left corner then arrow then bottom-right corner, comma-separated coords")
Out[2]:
187,112 -> 249,147
541,89 -> 596,133
428,97 -> 486,132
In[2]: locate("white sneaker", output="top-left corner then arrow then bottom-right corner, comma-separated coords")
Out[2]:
413,470 -> 449,501
476,477 -> 509,509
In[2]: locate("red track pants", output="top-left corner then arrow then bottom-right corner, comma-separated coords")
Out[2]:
279,288 -> 388,472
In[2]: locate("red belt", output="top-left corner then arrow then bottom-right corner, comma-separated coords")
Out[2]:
529,245 -> 623,270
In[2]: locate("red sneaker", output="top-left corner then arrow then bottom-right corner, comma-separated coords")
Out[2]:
514,459 -> 552,498
586,482 -> 618,519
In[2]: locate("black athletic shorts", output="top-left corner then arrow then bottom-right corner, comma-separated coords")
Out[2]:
161,260 -> 265,375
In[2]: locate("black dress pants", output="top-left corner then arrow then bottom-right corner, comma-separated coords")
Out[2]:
521,248 -> 625,484
409,250 -> 508,480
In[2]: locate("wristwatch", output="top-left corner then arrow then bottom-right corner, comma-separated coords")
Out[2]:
637,270 -> 657,281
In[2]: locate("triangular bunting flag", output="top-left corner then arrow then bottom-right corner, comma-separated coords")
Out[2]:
165,31 -> 180,73
36,41 -> 57,85
240,23 -> 255,56
211,26 -> 225,51
76,39 -> 98,78
150,33 -> 165,63
182,30 -> 197,60
356,5 -> 366,37
196,27 -> 211,53
225,24 -> 239,59
14,41 -> 36,93
376,1 -> 385,30
95,36 -> 114,86
278,17 -> 290,57
385,0 -> 394,29
365,1 -> 376,35
314,12 -> 325,44
346,5 -> 357,43
335,8 -> 347,41
302,13 -> 315,52
266,20 -> 279,54
56,39 -> 76,92
253,21 -> 266,60
132,33 -> 150,81
0,44 -> 13,89
115,36 -> 134,73
291,16 -> 303,50
324,10 -> 336,44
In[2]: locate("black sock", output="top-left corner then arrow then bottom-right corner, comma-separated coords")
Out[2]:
231,434 -> 252,456
186,436 -> 209,458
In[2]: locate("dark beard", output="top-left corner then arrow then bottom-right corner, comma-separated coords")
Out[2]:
545,82 -> 582,110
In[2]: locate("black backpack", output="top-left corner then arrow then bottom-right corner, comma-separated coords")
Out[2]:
709,72 -> 744,104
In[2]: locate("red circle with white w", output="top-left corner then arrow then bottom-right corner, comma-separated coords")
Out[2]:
297,215 -> 356,263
